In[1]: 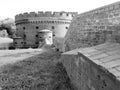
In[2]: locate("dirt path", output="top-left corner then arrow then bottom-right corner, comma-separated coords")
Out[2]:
0,49 -> 43,67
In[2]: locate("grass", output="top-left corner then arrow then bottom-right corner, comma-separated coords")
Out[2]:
0,49 -> 75,90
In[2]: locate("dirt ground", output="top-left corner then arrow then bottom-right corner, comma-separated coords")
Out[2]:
0,49 -> 43,67
0,49 -> 75,90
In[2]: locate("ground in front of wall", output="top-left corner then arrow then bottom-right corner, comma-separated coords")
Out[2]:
0,49 -> 75,90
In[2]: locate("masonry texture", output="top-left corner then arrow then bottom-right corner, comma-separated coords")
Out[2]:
14,11 -> 77,50
64,1 -> 120,51
61,42 -> 120,90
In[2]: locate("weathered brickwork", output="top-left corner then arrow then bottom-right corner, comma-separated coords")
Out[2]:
14,11 -> 77,50
61,47 -> 120,90
64,1 -> 120,51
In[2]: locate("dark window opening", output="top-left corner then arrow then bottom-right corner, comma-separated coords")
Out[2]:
66,13 -> 69,16
23,34 -> 26,38
14,42 -> 17,44
56,48 -> 59,51
21,42 -> 23,44
52,26 -> 55,29
24,42 -> 26,44
97,75 -> 101,79
35,42 -> 39,44
23,27 -> 26,30
52,21 -> 54,23
60,13 -> 62,16
39,37 -> 42,38
36,26 -> 39,29
53,33 -> 55,36
66,27 -> 68,29
36,35 -> 38,37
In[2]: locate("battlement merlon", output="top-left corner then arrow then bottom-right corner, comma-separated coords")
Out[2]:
15,11 -> 78,21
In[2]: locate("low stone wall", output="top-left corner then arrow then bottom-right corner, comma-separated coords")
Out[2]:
61,52 -> 120,90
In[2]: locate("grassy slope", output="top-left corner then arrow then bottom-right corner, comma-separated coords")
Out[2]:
0,50 -> 75,90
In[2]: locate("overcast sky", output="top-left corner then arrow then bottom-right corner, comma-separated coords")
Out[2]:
0,0 -> 119,19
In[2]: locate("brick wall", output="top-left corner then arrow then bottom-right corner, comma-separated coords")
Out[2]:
61,52 -> 120,90
64,1 -> 120,51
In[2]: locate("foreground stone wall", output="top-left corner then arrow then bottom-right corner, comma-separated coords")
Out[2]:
61,52 -> 120,90
64,1 -> 120,51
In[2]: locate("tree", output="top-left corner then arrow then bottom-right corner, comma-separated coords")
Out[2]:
0,24 -> 16,38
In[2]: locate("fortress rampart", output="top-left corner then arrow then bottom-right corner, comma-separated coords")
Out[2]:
61,2 -> 120,90
64,1 -> 120,51
78,2 -> 120,17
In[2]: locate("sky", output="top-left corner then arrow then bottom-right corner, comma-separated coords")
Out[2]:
0,0 -> 119,19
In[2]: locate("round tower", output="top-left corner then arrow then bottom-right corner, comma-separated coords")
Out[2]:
14,11 -> 77,50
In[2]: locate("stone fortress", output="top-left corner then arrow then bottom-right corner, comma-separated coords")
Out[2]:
61,1 -> 120,90
14,11 -> 77,50
12,1 -> 120,90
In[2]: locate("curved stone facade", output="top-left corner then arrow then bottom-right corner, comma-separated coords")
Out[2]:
14,11 -> 77,50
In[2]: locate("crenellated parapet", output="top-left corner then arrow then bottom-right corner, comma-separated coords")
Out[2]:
15,11 -> 78,22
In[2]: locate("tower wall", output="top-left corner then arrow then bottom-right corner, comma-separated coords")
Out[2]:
15,11 -> 77,50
